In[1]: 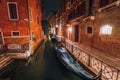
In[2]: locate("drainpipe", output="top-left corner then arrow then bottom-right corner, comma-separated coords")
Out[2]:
26,0 -> 32,56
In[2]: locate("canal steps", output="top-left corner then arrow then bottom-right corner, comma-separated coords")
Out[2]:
0,55 -> 14,77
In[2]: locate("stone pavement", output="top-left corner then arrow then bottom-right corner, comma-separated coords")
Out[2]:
55,35 -> 120,70
66,40 -> 120,70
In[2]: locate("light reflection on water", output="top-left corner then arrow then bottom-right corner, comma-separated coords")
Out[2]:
10,40 -> 83,80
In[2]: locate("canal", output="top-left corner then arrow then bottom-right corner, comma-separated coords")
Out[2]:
6,40 -> 83,80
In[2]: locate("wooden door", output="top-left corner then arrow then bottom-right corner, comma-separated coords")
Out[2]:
74,25 -> 79,42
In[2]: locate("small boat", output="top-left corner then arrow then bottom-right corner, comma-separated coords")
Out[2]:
55,46 -> 102,80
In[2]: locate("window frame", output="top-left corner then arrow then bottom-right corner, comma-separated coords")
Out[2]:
86,26 -> 93,35
7,2 -> 19,20
11,31 -> 20,37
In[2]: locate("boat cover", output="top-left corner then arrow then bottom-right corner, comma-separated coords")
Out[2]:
56,46 -> 101,80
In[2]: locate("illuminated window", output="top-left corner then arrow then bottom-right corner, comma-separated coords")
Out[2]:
68,27 -> 72,32
100,25 -> 112,35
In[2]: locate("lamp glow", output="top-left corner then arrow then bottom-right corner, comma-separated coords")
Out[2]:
56,25 -> 58,27
68,27 -> 72,32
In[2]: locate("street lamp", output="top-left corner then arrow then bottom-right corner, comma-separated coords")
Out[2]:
56,24 -> 58,28
68,27 -> 72,32
68,27 -> 72,40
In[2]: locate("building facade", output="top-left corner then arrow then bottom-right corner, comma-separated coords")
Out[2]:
47,11 -> 57,34
56,0 -> 120,79
0,0 -> 43,53
57,0 -> 120,58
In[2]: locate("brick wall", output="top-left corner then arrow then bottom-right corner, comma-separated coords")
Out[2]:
80,21 -> 94,46
93,7 -> 120,58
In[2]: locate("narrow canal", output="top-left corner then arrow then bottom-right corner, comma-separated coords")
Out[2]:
10,40 -> 83,80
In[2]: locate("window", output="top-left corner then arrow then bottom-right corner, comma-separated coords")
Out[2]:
36,2 -> 39,9
29,8 -> 33,21
12,31 -> 20,36
87,26 -> 92,34
100,25 -> 112,35
70,0 -> 74,4
7,2 -> 18,20
89,0 -> 93,15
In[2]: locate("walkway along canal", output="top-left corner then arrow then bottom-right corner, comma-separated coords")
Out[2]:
2,39 -> 83,80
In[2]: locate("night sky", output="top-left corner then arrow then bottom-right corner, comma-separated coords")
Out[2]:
41,0 -> 60,16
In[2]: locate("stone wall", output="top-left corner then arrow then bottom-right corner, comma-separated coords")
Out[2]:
80,20 -> 94,46
93,7 -> 120,58
80,6 -> 120,58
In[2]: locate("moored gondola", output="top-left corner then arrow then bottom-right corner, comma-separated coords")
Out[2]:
55,46 -> 102,80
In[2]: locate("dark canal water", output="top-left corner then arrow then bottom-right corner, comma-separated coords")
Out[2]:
3,40 -> 83,80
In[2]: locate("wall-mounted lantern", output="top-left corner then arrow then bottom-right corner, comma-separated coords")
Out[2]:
56,24 -> 58,27
68,27 -> 72,32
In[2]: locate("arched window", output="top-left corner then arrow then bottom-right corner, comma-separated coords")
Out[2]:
87,26 -> 92,34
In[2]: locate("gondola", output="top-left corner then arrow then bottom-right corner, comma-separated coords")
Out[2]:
55,46 -> 102,80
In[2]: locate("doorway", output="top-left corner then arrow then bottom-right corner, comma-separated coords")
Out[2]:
74,25 -> 79,42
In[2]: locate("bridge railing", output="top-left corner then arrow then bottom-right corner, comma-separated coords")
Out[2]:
64,42 -> 120,80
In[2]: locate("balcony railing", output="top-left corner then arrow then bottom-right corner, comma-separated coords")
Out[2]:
62,41 -> 120,80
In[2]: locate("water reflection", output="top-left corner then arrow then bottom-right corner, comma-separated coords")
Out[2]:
9,40 -> 83,80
